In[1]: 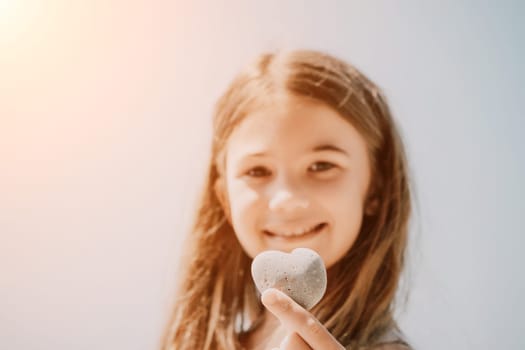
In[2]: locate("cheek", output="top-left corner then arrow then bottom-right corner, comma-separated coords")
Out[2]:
228,183 -> 262,225
320,178 -> 366,221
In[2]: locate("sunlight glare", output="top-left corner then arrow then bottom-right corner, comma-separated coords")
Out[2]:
0,0 -> 35,46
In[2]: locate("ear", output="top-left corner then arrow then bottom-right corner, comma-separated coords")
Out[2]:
364,177 -> 381,216
365,196 -> 380,216
214,177 -> 232,224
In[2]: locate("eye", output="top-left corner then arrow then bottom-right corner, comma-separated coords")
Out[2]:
245,166 -> 271,178
309,161 -> 337,172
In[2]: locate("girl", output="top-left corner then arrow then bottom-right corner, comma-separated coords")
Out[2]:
161,49 -> 414,350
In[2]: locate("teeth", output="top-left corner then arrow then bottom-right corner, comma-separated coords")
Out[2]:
273,223 -> 323,237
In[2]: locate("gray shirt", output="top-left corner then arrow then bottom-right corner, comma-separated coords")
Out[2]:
345,327 -> 413,350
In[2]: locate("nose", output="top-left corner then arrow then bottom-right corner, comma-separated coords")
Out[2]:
268,188 -> 310,213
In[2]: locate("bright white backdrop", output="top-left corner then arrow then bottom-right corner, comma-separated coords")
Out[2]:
1,1 -> 523,349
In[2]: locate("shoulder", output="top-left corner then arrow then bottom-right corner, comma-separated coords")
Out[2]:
343,326 -> 414,350
367,326 -> 414,350
369,344 -> 412,350
345,343 -> 413,350
345,342 -> 413,350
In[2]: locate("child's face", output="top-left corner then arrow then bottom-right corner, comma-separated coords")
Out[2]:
217,95 -> 372,268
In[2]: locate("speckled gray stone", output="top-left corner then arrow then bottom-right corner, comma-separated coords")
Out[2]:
251,248 -> 327,310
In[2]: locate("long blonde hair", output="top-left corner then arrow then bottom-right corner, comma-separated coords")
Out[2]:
161,49 -> 413,349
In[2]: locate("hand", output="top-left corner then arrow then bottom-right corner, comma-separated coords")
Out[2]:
261,288 -> 345,350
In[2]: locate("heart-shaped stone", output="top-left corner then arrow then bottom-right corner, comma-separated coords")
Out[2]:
251,248 -> 327,310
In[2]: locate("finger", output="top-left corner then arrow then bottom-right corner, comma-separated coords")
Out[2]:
280,332 -> 312,350
262,288 -> 344,350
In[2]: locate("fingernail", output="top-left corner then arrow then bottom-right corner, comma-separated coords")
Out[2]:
262,288 -> 278,305
280,335 -> 290,346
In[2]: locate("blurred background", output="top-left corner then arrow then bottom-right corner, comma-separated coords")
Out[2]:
1,1 -> 523,349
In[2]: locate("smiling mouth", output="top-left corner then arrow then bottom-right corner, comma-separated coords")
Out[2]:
263,223 -> 328,239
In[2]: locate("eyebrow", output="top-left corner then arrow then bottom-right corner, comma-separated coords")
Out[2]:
312,144 -> 349,156
244,143 -> 350,158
